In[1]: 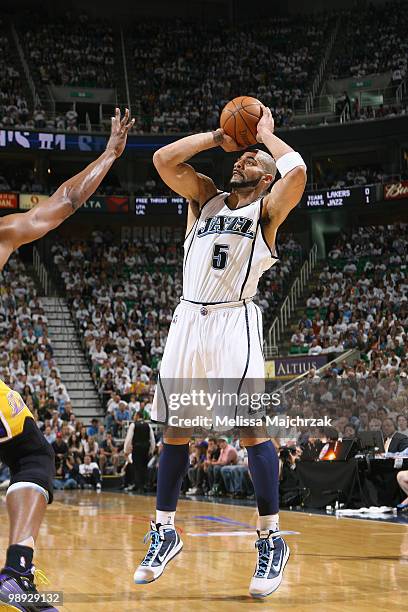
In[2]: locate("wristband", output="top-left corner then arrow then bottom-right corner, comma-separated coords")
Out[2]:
276,151 -> 306,178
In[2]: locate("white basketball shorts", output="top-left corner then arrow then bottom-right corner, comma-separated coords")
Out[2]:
151,298 -> 266,428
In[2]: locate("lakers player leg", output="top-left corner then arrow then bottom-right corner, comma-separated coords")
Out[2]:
396,470 -> 408,511
0,418 -> 57,611
134,303 -> 202,584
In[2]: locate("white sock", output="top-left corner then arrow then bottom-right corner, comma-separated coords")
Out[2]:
17,536 -> 35,549
156,510 -> 176,526
257,514 -> 279,534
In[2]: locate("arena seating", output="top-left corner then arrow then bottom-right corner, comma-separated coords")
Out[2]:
315,165 -> 388,189
289,224 -> 408,360
0,19 -> 31,130
19,10 -> 115,89
0,250 -> 72,428
329,1 -> 408,80
130,15 -> 333,132
1,8 -> 407,133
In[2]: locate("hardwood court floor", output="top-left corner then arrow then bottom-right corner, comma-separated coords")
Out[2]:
1,490 -> 408,612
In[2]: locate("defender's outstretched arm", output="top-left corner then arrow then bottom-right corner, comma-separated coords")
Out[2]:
0,108 -> 134,265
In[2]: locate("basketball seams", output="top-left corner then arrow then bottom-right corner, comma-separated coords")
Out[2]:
221,96 -> 261,146
234,97 -> 259,145
241,97 -> 262,122
237,109 -> 257,144
241,106 -> 262,119
220,108 -> 235,141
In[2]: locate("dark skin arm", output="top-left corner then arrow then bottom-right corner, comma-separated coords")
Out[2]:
0,108 -> 134,269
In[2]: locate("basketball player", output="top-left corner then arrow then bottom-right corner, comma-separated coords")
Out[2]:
396,470 -> 408,511
134,105 -> 307,597
0,108 -> 134,611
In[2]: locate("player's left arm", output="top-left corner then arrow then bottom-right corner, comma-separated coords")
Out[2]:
257,106 -> 307,240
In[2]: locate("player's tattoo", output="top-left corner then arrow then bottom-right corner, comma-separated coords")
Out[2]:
212,129 -> 224,145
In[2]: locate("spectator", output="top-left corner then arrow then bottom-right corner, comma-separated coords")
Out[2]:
78,454 -> 102,491
221,442 -> 253,498
207,437 -> 238,496
52,432 -> 68,470
382,418 -> 408,453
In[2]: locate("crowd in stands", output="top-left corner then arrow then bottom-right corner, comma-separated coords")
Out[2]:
0,103 -> 79,132
0,252 -> 66,417
0,165 -> 130,196
315,165 -> 388,189
289,224 -> 407,360
329,1 -> 408,81
0,251 -> 130,490
19,11 -> 115,88
0,21 -> 31,131
333,91 -> 408,124
131,15 -> 333,133
1,6 -> 407,134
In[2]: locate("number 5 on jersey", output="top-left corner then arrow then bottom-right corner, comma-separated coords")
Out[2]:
212,244 -> 229,270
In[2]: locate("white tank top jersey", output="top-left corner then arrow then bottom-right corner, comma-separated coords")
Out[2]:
182,191 -> 279,304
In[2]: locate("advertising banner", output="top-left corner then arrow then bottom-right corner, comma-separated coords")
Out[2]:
0,193 -> 18,209
19,193 -> 48,210
265,355 -> 328,380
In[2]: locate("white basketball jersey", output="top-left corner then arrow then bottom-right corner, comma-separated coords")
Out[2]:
182,191 -> 278,303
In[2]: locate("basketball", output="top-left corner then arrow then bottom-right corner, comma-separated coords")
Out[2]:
220,96 -> 263,147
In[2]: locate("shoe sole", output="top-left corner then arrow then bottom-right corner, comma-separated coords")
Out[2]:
249,546 -> 291,599
134,539 -> 184,584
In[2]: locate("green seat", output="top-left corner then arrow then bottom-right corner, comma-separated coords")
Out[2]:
301,346 -> 310,354
289,346 -> 300,355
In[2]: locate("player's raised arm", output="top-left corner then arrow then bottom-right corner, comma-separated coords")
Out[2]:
257,106 -> 307,232
0,108 -> 134,259
153,129 -> 242,206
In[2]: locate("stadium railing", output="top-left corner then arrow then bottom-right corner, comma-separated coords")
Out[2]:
33,246 -> 50,295
12,79 -> 404,135
265,244 -> 318,359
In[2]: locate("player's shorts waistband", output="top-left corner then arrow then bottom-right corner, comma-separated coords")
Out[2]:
179,297 -> 253,312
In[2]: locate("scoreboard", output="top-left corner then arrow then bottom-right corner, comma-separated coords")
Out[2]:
135,196 -> 186,216
300,185 -> 376,209
133,187 -> 377,216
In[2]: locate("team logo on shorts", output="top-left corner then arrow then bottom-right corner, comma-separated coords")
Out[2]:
197,215 -> 254,238
172,315 -> 178,324
7,390 -> 27,417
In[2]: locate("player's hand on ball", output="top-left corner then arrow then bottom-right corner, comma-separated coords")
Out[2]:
106,108 -> 135,158
216,128 -> 246,152
256,105 -> 274,143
